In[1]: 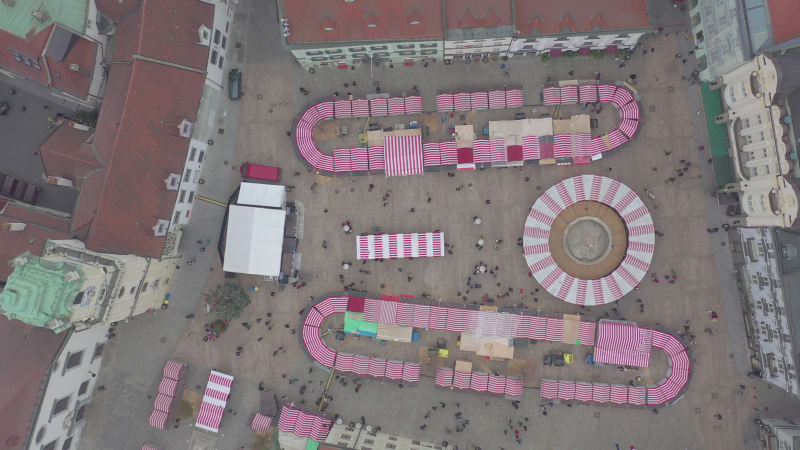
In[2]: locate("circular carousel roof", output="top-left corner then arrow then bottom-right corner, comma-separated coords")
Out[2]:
523,175 -> 655,305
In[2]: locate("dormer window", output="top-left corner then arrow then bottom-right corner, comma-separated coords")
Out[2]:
153,219 -> 169,237
408,8 -> 423,25
179,119 -> 193,138
198,25 -> 211,45
321,15 -> 336,32
164,173 -> 180,191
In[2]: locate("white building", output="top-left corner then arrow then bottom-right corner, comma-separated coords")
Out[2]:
443,2 -> 514,61
730,227 -> 800,394
757,417 -> 800,450
203,0 -> 236,90
715,55 -> 798,227
0,316 -> 106,450
325,421 -> 451,450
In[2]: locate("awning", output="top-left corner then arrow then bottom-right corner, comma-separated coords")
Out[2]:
593,320 -> 652,367
195,370 -> 234,433
223,205 -> 286,277
237,182 -> 286,208
550,49 -> 562,57
605,45 -> 618,54
383,135 -> 423,176
356,232 -> 444,260
251,413 -> 272,433
578,47 -> 591,56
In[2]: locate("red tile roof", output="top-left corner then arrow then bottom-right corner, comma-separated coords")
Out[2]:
283,0 -> 444,44
40,125 -> 102,180
70,168 -> 106,234
2,204 -> 71,234
445,0 -> 513,29
45,28 -> 99,100
84,59 -> 206,257
767,0 -> 800,45
0,27 -> 52,88
112,0 -> 214,70
0,316 -> 68,448
514,0 -> 650,36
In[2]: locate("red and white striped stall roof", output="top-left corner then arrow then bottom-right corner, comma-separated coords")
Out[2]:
335,352 -> 355,372
574,382 -> 593,402
388,97 -> 406,115
472,139 -> 491,163
333,148 -> 352,173
553,134 -> 573,159
251,413 -> 272,432
524,175 -> 654,305
356,232 -> 444,260
540,379 -> 558,400
303,325 -> 336,367
579,84 -> 598,103
435,367 -> 454,387
279,406 -> 332,441
402,363 -> 421,383
141,446 -> 160,450
158,377 -> 178,396
367,146 -> 385,171
353,355 -> 371,376
195,370 -> 234,433
592,383 -> 611,403
488,374 -> 506,395
593,320 -> 653,368
153,393 -> 173,413
436,93 -> 454,111
404,95 -> 422,114
488,90 -> 506,109
505,89 -> 523,108
560,85 -> 579,104
163,360 -> 184,380
606,129 -> 629,148
423,142 -> 441,166
619,119 -> 639,139
369,97 -> 388,116
578,321 -> 596,346
383,135 -> 424,177
453,370 -> 472,390
439,141 -> 458,165
313,296 -> 348,317
334,100 -> 352,118
369,358 -> 387,378
196,402 -> 225,433
454,92 -> 471,110
352,99 -> 370,117
621,101 -> 640,120
149,410 -> 168,429
543,87 -> 561,105
505,377 -> 523,399
350,147 -> 369,171
489,138 -> 507,162
469,372 -> 489,392
385,360 -> 404,380
557,381 -> 576,400
628,386 -> 646,406
522,136 -> 541,160
470,92 -> 489,110
609,385 -> 628,404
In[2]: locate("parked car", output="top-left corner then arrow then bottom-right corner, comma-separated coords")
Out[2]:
240,162 -> 280,182
228,69 -> 242,100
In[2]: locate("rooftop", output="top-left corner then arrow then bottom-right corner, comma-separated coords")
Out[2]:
0,316 -> 68,450
40,124 -> 102,180
767,0 -> 800,46
45,25 -> 99,100
0,204 -> 71,281
0,0 -> 88,39
0,252 -> 83,332
282,0 -> 444,44
84,59 -> 206,257
445,0 -> 513,29
514,0 -> 650,36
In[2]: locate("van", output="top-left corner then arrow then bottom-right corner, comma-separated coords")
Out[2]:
240,162 -> 280,182
228,69 -> 242,100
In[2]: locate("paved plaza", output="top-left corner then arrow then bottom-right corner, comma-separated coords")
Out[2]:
79,1 -> 800,449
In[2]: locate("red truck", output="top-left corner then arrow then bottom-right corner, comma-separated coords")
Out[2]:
240,163 -> 280,182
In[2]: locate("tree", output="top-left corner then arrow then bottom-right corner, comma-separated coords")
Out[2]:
207,282 -> 251,323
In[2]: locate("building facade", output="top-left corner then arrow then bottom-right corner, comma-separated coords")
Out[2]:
325,421 -> 451,450
278,1 -> 652,69
756,417 -> 800,450
278,1 -> 444,70
729,227 -> 800,394
27,322 -> 107,450
0,239 -> 177,331
715,55 -> 798,227
0,0 -> 110,109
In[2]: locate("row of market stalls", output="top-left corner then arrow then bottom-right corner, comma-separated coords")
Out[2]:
293,82 -> 641,176
524,175 -> 655,306
356,231 -> 445,260
540,321 -> 691,406
301,295 -> 691,406
148,361 -> 186,429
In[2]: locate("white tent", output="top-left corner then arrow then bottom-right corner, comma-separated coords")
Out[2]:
223,205 -> 286,277
237,182 -> 286,208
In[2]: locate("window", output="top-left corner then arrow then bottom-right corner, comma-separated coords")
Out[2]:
65,351 -> 83,370
305,50 -> 324,56
310,56 -> 327,62
93,343 -> 104,360
74,404 -> 86,422
217,56 -> 224,69
73,292 -> 84,305
78,380 -> 90,396
184,169 -> 191,182
198,151 -> 205,163
42,440 -> 57,450
129,286 -> 135,295
173,210 -> 180,223
420,43 -> 438,48
324,49 -> 343,54
369,45 -> 388,50
153,279 -> 160,289
189,148 -> 196,161
187,191 -> 195,203
32,58 -> 40,70
62,437 -> 72,450
142,282 -> 149,293
421,49 -> 438,55
221,36 -> 227,49
165,278 -> 170,286
179,190 -> 186,203
210,50 -> 218,65
22,55 -> 31,66
587,35 -> 601,40
397,50 -> 415,56
12,50 -> 22,62
52,396 -> 70,416
214,29 -> 221,44
348,47 -> 367,52
397,44 -> 415,49
372,51 -> 390,57
118,287 -> 125,298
